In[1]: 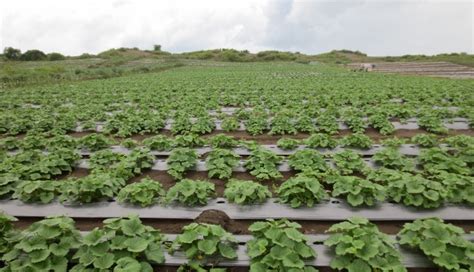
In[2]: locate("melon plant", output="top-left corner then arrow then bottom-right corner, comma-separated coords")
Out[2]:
325,217 -> 406,272
170,223 -> 238,265
398,217 -> 474,271
2,216 -> 82,272
247,219 -> 318,272
72,215 -> 166,271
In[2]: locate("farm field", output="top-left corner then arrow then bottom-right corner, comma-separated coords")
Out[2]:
348,61 -> 474,79
1,61 -> 474,271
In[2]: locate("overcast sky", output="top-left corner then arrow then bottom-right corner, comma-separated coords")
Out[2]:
1,0 -> 473,56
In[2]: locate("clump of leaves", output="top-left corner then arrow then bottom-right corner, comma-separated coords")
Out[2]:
170,223 -> 237,264
165,179 -> 215,206
117,177 -> 165,207
304,133 -> 337,148
277,175 -> 328,208
191,117 -> 216,135
381,137 -> 406,147
79,133 -> 114,151
247,219 -> 318,272
220,116 -> 240,132
174,134 -> 206,148
0,174 -> 20,199
224,179 -> 271,205
329,175 -> 385,207
47,135 -> 78,150
244,148 -> 282,180
2,216 -> 82,272
0,137 -> 19,151
418,114 -> 448,134
288,149 -> 328,173
429,171 -> 474,206
332,150 -> 368,175
0,213 -> 17,255
443,134 -> 474,148
88,149 -> 125,171
369,113 -> 395,135
316,113 -> 339,134
245,114 -> 268,135
205,148 -> 240,179
121,138 -> 138,149
276,138 -> 300,150
339,133 -> 373,149
167,148 -> 199,179
411,134 -> 438,147
398,217 -> 474,271
325,217 -> 406,272
142,135 -> 174,151
172,114 -> 193,135
208,134 -> 239,148
387,173 -> 449,209
418,147 -> 469,176
72,215 -> 166,271
13,180 -> 58,203
373,148 -> 414,171
59,172 -> 126,204
269,112 -> 297,135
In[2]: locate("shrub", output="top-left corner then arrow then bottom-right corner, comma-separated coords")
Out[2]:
224,179 -> 271,205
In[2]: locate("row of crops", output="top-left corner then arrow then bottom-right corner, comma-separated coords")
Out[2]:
1,62 -> 474,271
1,214 -> 473,272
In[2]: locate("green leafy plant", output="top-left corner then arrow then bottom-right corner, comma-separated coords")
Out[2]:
411,134 -> 438,147
142,135 -> 174,151
220,116 -> 239,132
0,174 -> 20,199
117,177 -> 165,207
172,114 -> 193,135
339,133 -> 373,149
276,138 -> 300,150
398,217 -> 474,271
0,213 -> 17,256
72,215 -> 166,271
277,175 -> 328,208
381,137 -> 406,147
2,216 -> 82,272
224,179 -> 271,205
174,134 -> 206,148
13,180 -> 58,203
244,148 -> 282,180
418,114 -> 448,134
121,138 -> 138,149
167,148 -> 198,179
88,149 -> 125,171
386,173 -> 449,208
269,112 -> 297,135
368,113 -> 395,135
418,147 -> 469,175
443,135 -> 474,148
288,149 -> 328,173
332,150 -> 368,175
79,133 -> 114,151
304,133 -> 337,148
205,148 -> 240,179
245,114 -> 268,135
247,219 -> 318,272
165,179 -> 215,206
208,134 -> 239,148
170,223 -> 237,264
191,117 -> 216,135
325,217 -> 406,272
373,148 -> 414,171
329,175 -> 385,207
59,172 -> 126,204
316,113 -> 339,134
429,171 -> 474,205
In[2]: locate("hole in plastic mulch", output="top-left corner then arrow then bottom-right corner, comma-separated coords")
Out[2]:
216,200 -> 226,204
331,200 -> 341,204
238,242 -> 246,246
313,240 -> 324,245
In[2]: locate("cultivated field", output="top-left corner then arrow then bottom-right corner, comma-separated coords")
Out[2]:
1,62 -> 473,271
349,61 -> 474,79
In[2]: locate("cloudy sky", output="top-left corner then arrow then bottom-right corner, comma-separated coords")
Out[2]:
1,0 -> 472,56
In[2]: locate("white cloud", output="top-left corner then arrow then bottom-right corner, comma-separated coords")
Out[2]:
1,0 -> 472,56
